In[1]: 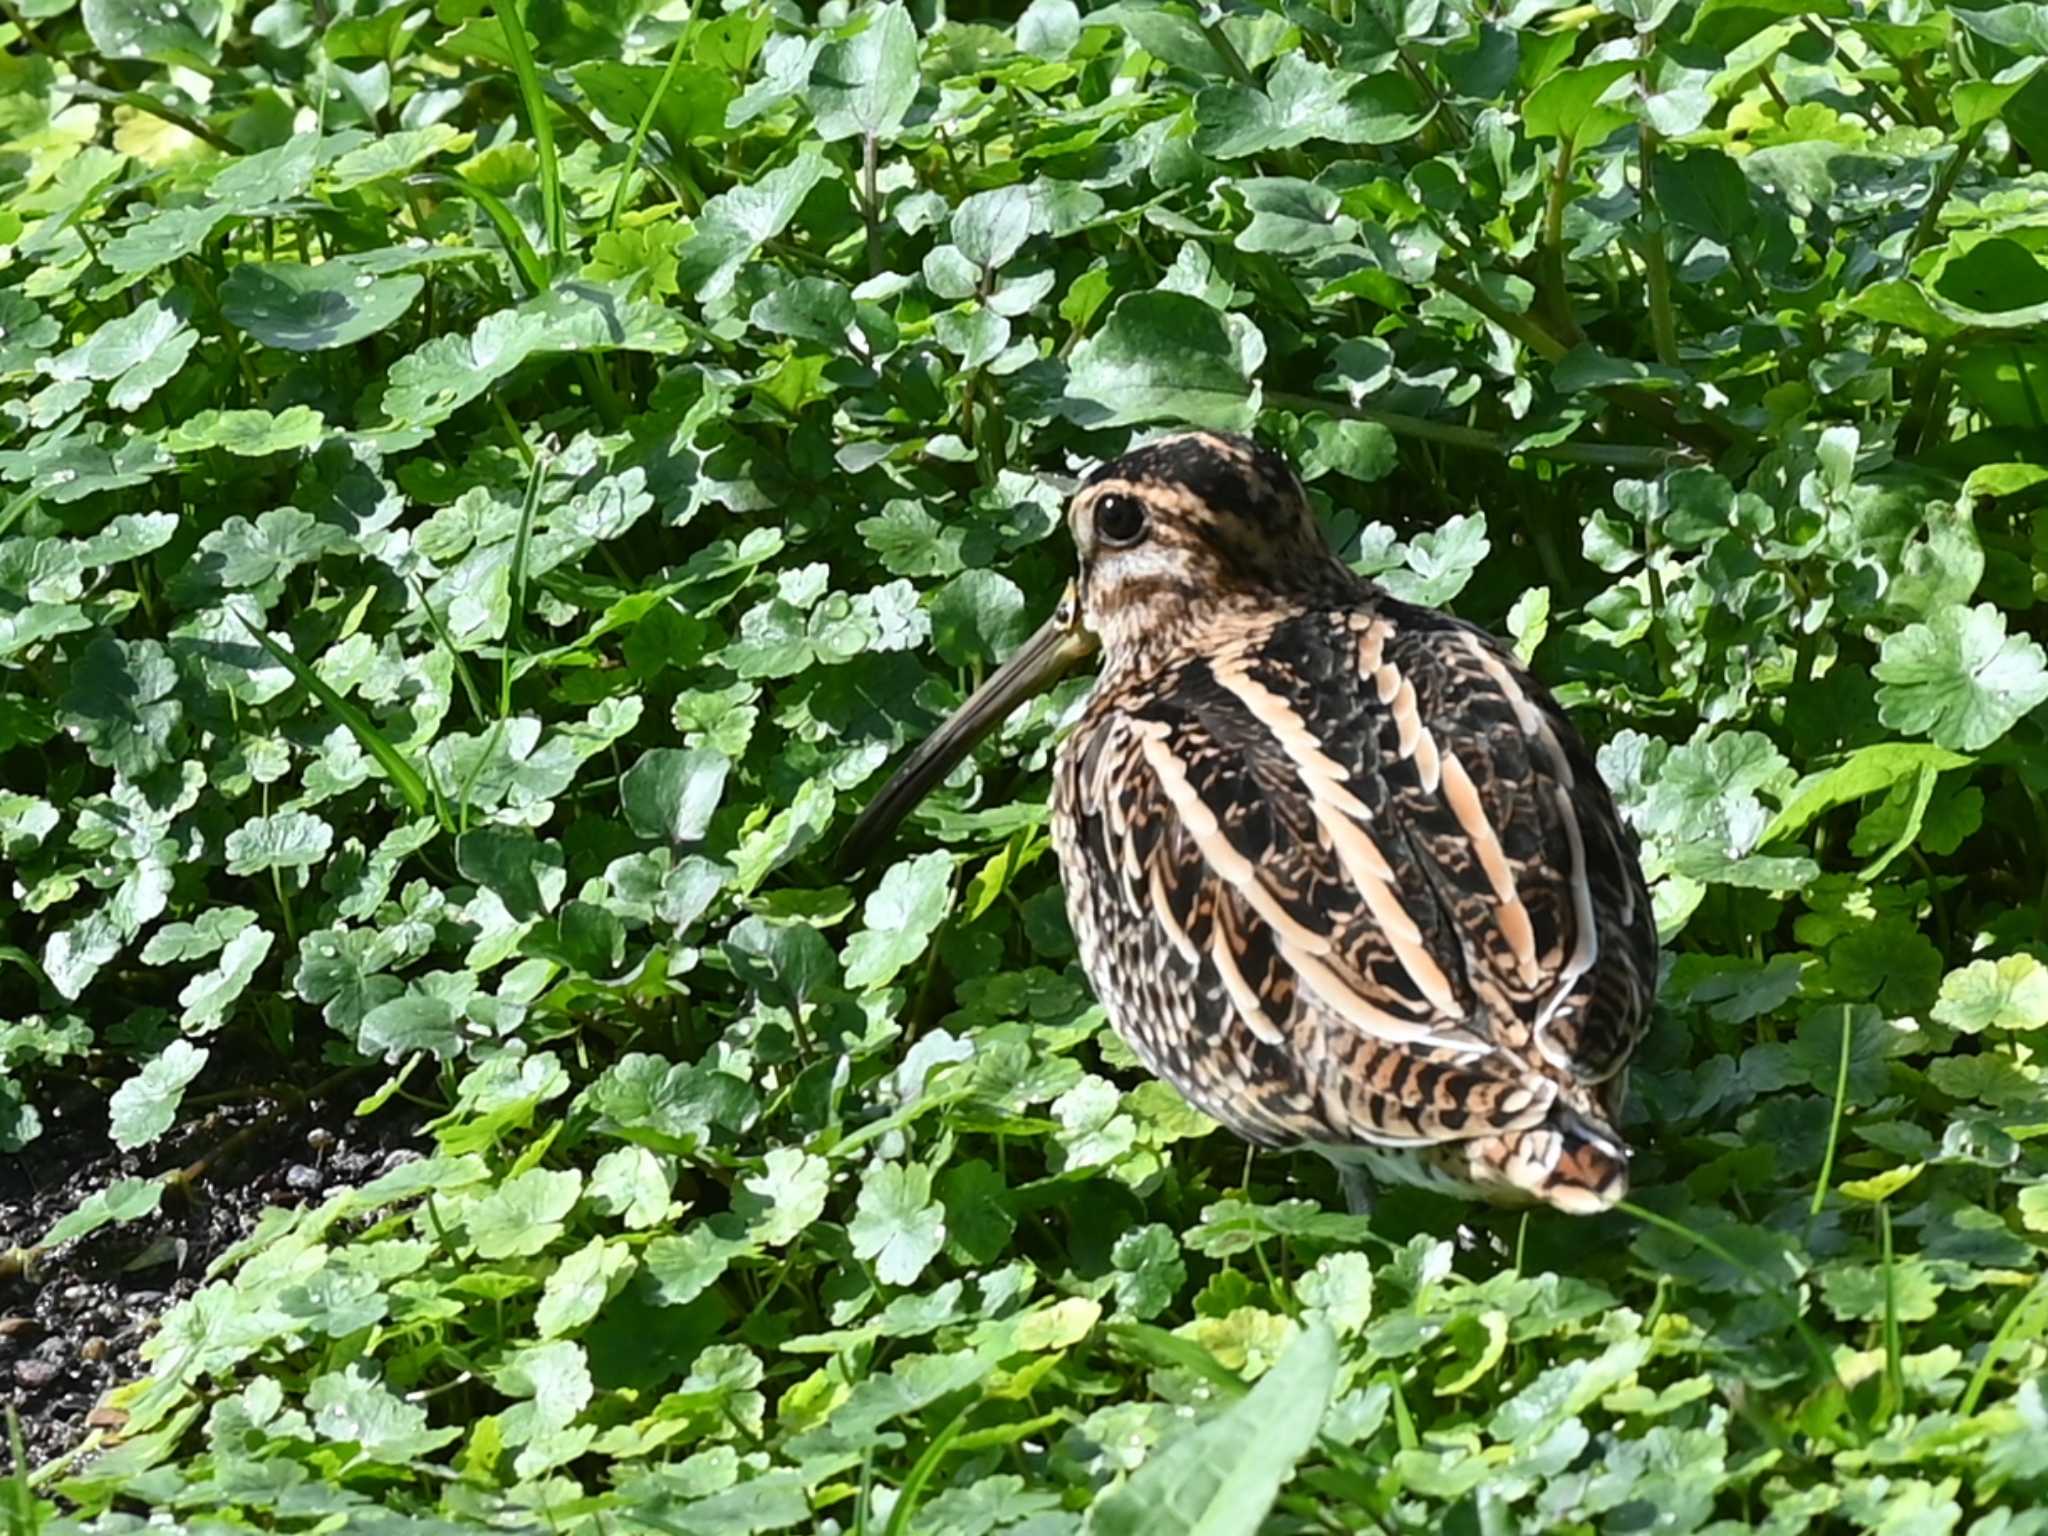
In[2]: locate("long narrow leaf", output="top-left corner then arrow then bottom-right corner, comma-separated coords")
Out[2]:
498,0 -> 566,265
412,172 -> 549,297
605,0 -> 701,233
233,612 -> 442,826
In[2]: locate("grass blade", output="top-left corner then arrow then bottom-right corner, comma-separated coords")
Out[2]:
1620,1200 -> 1842,1393
233,611 -> 444,828
498,0 -> 566,265
501,437 -> 549,720
413,172 -> 550,297
605,0 -> 701,233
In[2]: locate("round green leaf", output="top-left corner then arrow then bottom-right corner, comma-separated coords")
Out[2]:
221,262 -> 427,352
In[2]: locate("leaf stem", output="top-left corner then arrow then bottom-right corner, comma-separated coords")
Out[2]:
1541,137 -> 1586,346
1637,121 -> 1681,368
59,81 -> 244,154
862,131 -> 883,279
1809,1004 -> 1854,1220
1264,391 -> 1694,471
1199,19 -> 1256,86
1905,122 -> 1985,270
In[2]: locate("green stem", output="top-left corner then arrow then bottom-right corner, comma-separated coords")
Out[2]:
1905,122 -> 1985,270
1199,19 -> 1256,85
1264,391 -> 1694,471
1638,121 -> 1681,367
59,81 -> 243,154
607,1 -> 699,233
1809,1004 -> 1854,1220
1541,136 -> 1586,345
499,0 -> 566,264
862,131 -> 883,279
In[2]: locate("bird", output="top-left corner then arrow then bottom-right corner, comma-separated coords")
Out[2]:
840,429 -> 1659,1214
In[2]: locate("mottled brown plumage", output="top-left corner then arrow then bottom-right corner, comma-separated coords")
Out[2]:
845,430 -> 1658,1214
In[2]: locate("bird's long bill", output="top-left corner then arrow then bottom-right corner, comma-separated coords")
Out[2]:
838,587 -> 1096,873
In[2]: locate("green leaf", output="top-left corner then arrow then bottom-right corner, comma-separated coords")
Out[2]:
224,811 -> 336,876
808,3 -> 920,143
60,636 -> 181,779
843,851 -> 954,991
40,1176 -> 165,1250
621,747 -> 731,843
1110,1224 -> 1186,1321
465,1167 -> 583,1259
749,276 -> 856,343
108,1039 -> 207,1150
177,926 -> 275,1031
45,297 -> 196,410
1954,57 -> 2048,129
163,406 -> 328,457
1523,60 -> 1638,144
735,1145 -> 831,1247
306,1364 -> 463,1461
81,0 -> 221,66
1193,57 -> 1428,158
644,1220 -> 755,1305
1764,743 -> 1972,843
929,569 -> 1028,667
220,262 -> 427,352
359,986 -> 464,1059
1089,1319 -> 1339,1536
953,185 -> 1033,272
536,1237 -> 634,1338
1932,955 -> 2048,1034
848,1161 -> 946,1286
1930,237 -> 2048,330
675,154 -> 833,303
1653,148 -> 1755,244
1066,292 -> 1258,431
1875,603 -> 2048,751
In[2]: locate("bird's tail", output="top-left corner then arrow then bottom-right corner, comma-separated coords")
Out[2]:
1469,1104 -> 1631,1215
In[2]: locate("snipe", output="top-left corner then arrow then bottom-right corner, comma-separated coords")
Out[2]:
842,430 -> 1657,1214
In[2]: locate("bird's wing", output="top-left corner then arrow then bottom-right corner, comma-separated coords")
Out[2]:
1061,602 -> 1654,1146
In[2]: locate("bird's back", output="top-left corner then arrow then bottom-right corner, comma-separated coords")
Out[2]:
1051,594 -> 1658,1212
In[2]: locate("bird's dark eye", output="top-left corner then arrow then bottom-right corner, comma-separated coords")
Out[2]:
1095,493 -> 1147,548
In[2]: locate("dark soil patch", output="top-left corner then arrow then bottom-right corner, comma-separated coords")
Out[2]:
0,1071 -> 429,1469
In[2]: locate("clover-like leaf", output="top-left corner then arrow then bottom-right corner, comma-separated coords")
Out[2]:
465,1167 -> 582,1260
1932,955 -> 2048,1034
224,811 -> 336,876
842,851 -> 953,991
620,747 -> 730,844
109,1039 -> 208,1151
1875,603 -> 2048,751
849,1161 -> 946,1287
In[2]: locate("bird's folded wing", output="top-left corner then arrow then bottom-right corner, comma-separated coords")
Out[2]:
1075,604 -> 1652,1089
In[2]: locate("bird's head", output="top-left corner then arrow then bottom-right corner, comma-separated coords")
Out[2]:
1068,429 -> 1356,668
839,430 -> 1356,869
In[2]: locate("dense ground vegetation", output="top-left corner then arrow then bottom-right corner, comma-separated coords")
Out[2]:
3,0 -> 2048,1529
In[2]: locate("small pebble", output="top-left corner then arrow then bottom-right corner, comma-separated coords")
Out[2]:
379,1148 -> 422,1173
15,1359 -> 59,1389
80,1337 -> 108,1364
285,1164 -> 324,1193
